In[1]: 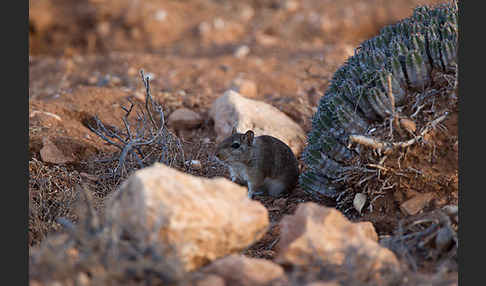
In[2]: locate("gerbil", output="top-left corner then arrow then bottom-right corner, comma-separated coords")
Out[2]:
215,128 -> 299,199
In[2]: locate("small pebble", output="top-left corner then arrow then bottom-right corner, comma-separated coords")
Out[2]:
234,45 -> 250,58
155,9 -> 167,21
186,160 -> 202,170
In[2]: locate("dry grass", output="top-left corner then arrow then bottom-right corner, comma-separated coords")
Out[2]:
29,158 -> 86,246
381,207 -> 458,274
29,185 -> 185,285
285,245 -> 457,286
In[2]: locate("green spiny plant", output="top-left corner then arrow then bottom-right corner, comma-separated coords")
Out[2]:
299,2 -> 458,216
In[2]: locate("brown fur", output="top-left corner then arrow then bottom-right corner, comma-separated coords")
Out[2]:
215,129 -> 299,199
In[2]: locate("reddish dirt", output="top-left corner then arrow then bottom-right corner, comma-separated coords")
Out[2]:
29,0 -> 456,283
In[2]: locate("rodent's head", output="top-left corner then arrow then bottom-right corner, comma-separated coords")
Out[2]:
215,128 -> 255,164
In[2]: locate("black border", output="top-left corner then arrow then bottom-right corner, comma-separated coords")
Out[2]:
5,0 -> 29,284
457,0 -> 471,285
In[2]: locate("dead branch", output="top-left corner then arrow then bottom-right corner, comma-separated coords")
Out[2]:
87,69 -> 184,177
348,111 -> 449,156
386,207 -> 458,269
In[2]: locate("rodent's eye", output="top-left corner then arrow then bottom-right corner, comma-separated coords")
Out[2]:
231,142 -> 240,149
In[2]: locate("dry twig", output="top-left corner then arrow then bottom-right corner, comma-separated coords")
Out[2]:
348,111 -> 449,156
87,69 -> 184,177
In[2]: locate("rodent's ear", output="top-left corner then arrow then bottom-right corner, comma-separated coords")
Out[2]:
245,130 -> 254,145
231,126 -> 237,135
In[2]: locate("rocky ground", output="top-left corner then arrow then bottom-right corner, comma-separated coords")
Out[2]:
29,0 -> 458,285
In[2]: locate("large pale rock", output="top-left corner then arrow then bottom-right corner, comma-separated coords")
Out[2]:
230,78 -> 258,98
200,254 -> 286,286
106,163 -> 269,271
191,274 -> 225,286
355,221 -> 379,242
209,90 -> 306,155
277,202 -> 400,280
